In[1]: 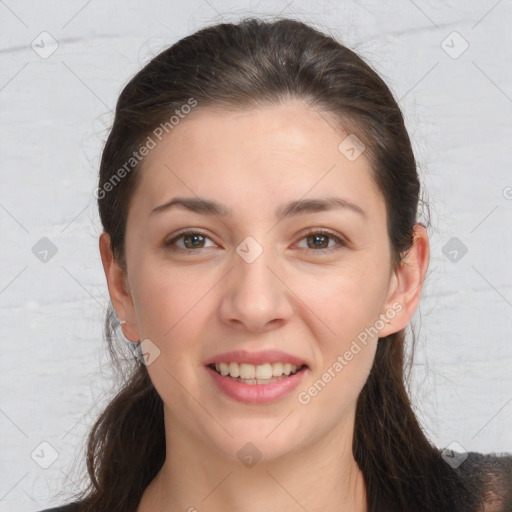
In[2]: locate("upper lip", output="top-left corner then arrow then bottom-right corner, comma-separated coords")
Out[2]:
204,350 -> 308,367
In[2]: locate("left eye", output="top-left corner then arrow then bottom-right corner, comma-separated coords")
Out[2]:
296,231 -> 345,251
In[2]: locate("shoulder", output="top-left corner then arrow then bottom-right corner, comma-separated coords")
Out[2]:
457,451 -> 512,486
453,451 -> 512,511
36,502 -> 84,512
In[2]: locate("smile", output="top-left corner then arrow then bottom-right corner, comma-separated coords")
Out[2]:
204,349 -> 309,404
209,362 -> 305,385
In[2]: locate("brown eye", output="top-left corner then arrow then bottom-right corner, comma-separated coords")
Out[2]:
306,233 -> 330,249
165,231 -> 216,251
182,233 -> 206,249
296,230 -> 346,253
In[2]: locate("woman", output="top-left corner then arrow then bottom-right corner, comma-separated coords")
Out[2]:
40,17 -> 511,512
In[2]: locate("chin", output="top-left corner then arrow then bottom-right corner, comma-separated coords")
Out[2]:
201,417 -> 311,465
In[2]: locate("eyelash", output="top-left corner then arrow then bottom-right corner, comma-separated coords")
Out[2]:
164,228 -> 347,254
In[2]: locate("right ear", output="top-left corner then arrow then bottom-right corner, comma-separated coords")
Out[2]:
99,232 -> 140,342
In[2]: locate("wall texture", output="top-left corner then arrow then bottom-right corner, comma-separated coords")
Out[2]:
1,1 -> 511,510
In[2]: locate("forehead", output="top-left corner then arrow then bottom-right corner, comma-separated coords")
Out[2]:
129,100 -> 384,222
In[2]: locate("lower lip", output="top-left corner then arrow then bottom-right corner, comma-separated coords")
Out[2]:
206,366 -> 307,404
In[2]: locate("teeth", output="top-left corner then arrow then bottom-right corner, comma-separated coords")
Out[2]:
229,362 -> 240,378
219,362 -> 229,376
214,362 -> 300,379
240,363 -> 255,379
255,363 -> 272,380
272,362 -> 283,375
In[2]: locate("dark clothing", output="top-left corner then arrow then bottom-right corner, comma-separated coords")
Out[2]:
457,452 -> 512,511
37,505 -> 82,512
37,452 -> 512,512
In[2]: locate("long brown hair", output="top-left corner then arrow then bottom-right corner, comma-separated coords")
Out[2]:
70,18 -> 477,512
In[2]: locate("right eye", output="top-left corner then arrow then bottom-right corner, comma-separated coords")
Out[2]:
164,230 -> 217,252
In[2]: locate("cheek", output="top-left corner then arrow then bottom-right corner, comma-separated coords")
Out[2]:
301,340 -> 377,425
292,263 -> 389,342
290,264 -> 386,406
295,270 -> 381,413
130,265 -> 212,410
130,260 -> 206,341
129,262 -> 218,392
308,277 -> 380,391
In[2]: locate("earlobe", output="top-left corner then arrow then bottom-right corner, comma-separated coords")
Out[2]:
378,224 -> 430,337
99,232 -> 140,342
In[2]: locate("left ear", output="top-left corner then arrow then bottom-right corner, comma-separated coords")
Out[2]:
378,223 -> 430,337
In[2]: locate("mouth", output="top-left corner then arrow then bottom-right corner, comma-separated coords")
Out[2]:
204,349 -> 309,403
207,361 -> 308,385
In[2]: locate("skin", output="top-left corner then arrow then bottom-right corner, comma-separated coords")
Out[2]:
100,99 -> 430,512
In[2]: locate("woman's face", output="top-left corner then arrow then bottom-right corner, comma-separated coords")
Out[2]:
116,100 -> 408,462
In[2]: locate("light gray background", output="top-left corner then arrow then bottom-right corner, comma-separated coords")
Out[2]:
1,1 -> 511,510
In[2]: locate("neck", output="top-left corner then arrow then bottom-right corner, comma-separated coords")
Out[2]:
138,406 -> 367,512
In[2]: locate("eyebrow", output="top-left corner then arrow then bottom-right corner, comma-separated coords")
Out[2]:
150,196 -> 367,220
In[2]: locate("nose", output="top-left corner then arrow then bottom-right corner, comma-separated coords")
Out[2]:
218,246 -> 294,332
